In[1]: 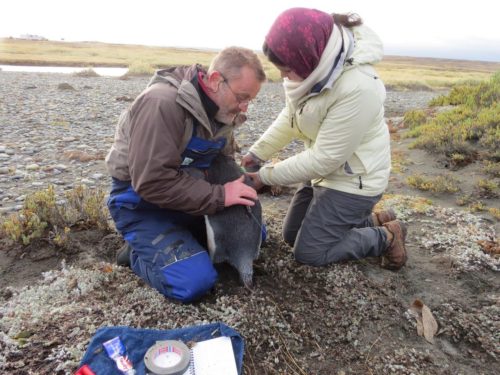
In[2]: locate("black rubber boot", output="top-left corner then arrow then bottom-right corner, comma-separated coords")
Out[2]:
116,243 -> 132,268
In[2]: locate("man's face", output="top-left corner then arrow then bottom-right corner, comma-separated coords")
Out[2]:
211,66 -> 261,125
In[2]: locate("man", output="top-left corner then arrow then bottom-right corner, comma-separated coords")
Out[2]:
105,47 -> 266,303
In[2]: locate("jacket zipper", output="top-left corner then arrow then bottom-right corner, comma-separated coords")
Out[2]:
291,102 -> 307,129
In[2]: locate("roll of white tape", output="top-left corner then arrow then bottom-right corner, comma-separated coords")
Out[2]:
143,340 -> 191,375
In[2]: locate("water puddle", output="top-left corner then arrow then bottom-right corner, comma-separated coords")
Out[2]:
0,65 -> 128,77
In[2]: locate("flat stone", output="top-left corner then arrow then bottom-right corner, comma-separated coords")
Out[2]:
26,164 -> 40,171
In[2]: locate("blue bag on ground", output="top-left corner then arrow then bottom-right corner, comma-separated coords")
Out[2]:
79,322 -> 244,374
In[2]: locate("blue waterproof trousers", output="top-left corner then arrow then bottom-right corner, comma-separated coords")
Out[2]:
107,178 -> 217,303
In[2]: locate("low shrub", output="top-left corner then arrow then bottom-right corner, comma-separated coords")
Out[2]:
489,207 -> 500,220
482,161 -> 500,178
475,179 -> 499,198
0,185 -> 111,246
390,149 -> 410,174
468,200 -> 486,213
406,174 -> 460,194
385,81 -> 433,91
73,68 -> 100,77
456,194 -> 473,206
125,60 -> 156,76
403,109 -> 428,129
405,72 -> 499,168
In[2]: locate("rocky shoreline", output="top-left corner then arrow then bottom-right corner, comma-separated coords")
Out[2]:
0,71 -> 440,215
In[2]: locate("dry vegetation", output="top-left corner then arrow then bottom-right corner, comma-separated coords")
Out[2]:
0,38 -> 278,80
1,38 -> 499,86
377,55 -> 500,90
0,185 -> 110,246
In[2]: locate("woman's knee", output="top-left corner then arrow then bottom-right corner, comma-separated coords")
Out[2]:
293,244 -> 326,267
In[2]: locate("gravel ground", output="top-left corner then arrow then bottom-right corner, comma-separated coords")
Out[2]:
0,72 -> 439,215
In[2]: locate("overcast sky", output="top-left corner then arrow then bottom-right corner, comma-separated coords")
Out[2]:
2,0 -> 499,62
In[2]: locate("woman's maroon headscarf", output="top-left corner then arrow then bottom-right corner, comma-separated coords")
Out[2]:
265,8 -> 334,79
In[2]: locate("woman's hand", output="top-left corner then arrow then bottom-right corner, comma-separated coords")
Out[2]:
241,152 -> 261,172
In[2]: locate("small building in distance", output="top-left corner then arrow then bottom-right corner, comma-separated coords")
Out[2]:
19,34 -> 48,41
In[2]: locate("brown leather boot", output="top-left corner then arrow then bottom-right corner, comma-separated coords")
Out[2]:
381,220 -> 407,270
373,208 -> 397,226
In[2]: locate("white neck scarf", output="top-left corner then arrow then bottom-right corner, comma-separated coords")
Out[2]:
283,26 -> 352,111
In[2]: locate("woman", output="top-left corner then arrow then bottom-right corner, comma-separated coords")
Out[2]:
242,8 -> 407,270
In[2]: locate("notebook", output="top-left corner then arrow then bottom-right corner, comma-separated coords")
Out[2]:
183,336 -> 238,375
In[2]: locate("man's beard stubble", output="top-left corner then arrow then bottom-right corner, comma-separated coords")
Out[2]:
215,111 -> 247,127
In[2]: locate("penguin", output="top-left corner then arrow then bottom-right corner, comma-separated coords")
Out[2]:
204,154 -> 262,288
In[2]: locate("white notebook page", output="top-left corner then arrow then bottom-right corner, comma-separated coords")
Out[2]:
182,336 -> 238,375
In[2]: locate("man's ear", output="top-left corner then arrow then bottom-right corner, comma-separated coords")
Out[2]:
206,71 -> 224,92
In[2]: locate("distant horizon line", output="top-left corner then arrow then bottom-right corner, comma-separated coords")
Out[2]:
2,36 -> 500,64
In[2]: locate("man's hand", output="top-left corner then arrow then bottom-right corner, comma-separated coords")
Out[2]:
245,172 -> 264,191
224,175 -> 257,207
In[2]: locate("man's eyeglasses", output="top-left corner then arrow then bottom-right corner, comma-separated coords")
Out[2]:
219,73 -> 252,106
